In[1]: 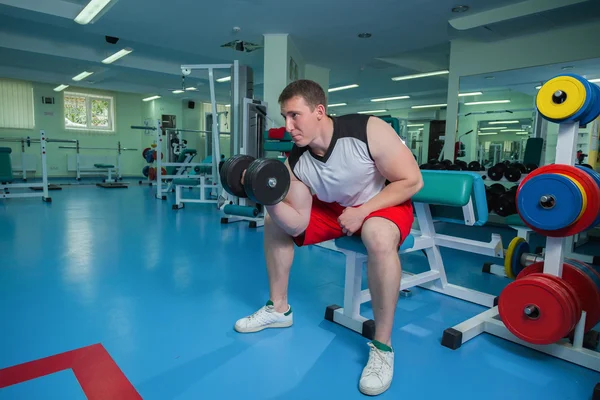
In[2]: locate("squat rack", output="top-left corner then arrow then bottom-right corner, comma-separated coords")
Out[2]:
0,131 -> 77,202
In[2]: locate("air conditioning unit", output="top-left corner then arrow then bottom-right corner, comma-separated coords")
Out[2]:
408,109 -> 439,121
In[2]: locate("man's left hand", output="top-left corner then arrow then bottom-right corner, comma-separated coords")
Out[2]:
338,206 -> 369,236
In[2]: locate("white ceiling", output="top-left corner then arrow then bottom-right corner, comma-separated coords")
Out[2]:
0,0 -> 599,115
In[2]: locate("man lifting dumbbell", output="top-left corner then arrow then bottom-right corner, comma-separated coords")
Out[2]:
227,79 -> 423,396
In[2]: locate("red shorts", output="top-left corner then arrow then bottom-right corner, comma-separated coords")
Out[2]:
293,195 -> 414,247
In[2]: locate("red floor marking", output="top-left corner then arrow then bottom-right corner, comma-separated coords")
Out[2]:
0,343 -> 141,399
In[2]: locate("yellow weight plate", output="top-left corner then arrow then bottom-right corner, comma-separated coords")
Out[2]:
504,237 -> 524,279
556,173 -> 587,223
536,76 -> 587,120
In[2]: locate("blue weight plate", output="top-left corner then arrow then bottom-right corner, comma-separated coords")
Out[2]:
566,74 -> 594,123
578,80 -> 600,126
576,165 -> 600,229
517,173 -> 584,230
512,241 -> 529,277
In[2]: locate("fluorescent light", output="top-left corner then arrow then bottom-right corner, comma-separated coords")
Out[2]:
536,85 -> 542,90
185,87 -> 197,91
370,95 -> 410,102
143,95 -> 161,102
411,103 -> 447,109
328,103 -> 347,107
459,92 -> 483,96
407,124 -> 424,127
480,127 -> 505,130
465,100 -> 511,105
72,71 -> 94,81
328,84 -> 359,92
74,0 -> 114,25
357,109 -> 387,114
489,120 -> 519,124
391,70 -> 449,81
516,132 -> 530,135
500,129 -> 525,132
589,78 -> 600,83
53,84 -> 69,92
217,76 -> 231,83
478,132 -> 497,136
172,90 -> 185,94
102,48 -> 133,64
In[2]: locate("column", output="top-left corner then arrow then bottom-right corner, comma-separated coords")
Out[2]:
304,64 -> 330,102
263,34 -> 291,128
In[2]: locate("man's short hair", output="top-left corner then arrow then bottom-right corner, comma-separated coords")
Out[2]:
278,79 -> 327,110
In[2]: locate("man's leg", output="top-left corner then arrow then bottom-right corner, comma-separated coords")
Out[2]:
357,216 -> 403,396
264,212 -> 295,313
361,217 -> 402,347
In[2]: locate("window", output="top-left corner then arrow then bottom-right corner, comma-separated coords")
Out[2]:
0,79 -> 35,129
64,92 -> 114,132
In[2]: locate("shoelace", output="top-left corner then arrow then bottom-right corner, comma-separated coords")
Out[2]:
246,306 -> 273,323
364,343 -> 391,375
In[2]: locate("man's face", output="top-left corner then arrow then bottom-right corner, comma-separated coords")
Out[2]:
281,96 -> 321,147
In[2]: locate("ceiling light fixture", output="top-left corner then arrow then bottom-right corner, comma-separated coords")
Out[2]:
74,0 -> 115,25
172,90 -> 185,94
411,103 -> 447,109
102,48 -> 133,64
500,129 -> 524,132
328,84 -> 359,92
53,84 -> 69,92
370,95 -> 410,102
358,33 -> 372,38
407,124 -> 424,127
452,5 -> 470,13
516,131 -> 530,135
589,78 -> 600,83
478,132 -> 497,136
357,109 -> 387,114
465,100 -> 511,105
328,103 -> 347,107
217,76 -> 231,83
185,87 -> 198,91
489,120 -> 519,124
561,66 -> 574,70
480,127 -> 505,130
143,95 -> 161,102
391,70 -> 449,81
72,71 -> 94,81
458,91 -> 482,97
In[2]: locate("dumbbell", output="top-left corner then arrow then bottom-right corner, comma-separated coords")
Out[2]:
220,154 -> 291,205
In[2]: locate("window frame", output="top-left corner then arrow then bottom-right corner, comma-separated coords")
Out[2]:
63,91 -> 115,132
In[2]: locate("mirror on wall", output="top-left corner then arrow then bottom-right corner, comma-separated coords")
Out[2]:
456,57 -> 600,171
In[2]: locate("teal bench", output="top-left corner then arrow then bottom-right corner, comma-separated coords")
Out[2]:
320,170 -> 499,339
0,147 -> 14,183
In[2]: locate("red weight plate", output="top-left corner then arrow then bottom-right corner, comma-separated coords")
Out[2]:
499,273 -> 575,344
517,262 -> 589,330
516,164 -> 600,237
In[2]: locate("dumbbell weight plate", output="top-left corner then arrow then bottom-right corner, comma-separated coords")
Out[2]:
488,163 -> 507,181
504,167 -> 522,182
220,154 -> 255,198
244,158 -> 291,206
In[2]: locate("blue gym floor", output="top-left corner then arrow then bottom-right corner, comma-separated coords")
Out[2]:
1,184 -> 599,399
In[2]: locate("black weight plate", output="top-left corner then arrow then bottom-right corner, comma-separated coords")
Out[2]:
489,183 -> 506,194
495,193 -> 517,217
525,164 -> 538,173
488,165 -> 504,181
447,164 -> 461,170
220,154 -> 255,198
504,167 -> 522,182
244,158 -> 291,205
511,163 -> 527,173
419,163 -> 431,170
455,160 -> 468,170
442,159 -> 453,166
468,161 -> 481,171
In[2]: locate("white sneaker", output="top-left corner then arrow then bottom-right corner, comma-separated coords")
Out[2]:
234,300 -> 293,333
359,342 -> 394,396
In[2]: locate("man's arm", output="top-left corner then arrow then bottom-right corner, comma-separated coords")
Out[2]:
358,117 -> 424,215
265,158 -> 313,237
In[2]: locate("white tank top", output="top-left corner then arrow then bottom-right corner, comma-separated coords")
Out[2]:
288,114 -> 388,207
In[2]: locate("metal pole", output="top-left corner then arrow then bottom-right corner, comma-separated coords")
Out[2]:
208,67 -> 222,195
40,130 -> 49,201
155,119 -> 163,200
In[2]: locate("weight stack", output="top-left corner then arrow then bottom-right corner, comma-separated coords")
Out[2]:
498,259 -> 600,345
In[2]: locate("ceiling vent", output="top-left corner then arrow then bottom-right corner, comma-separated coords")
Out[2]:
221,40 -> 263,53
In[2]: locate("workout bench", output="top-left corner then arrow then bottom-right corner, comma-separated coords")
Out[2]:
318,170 -> 499,339
94,163 -> 127,188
